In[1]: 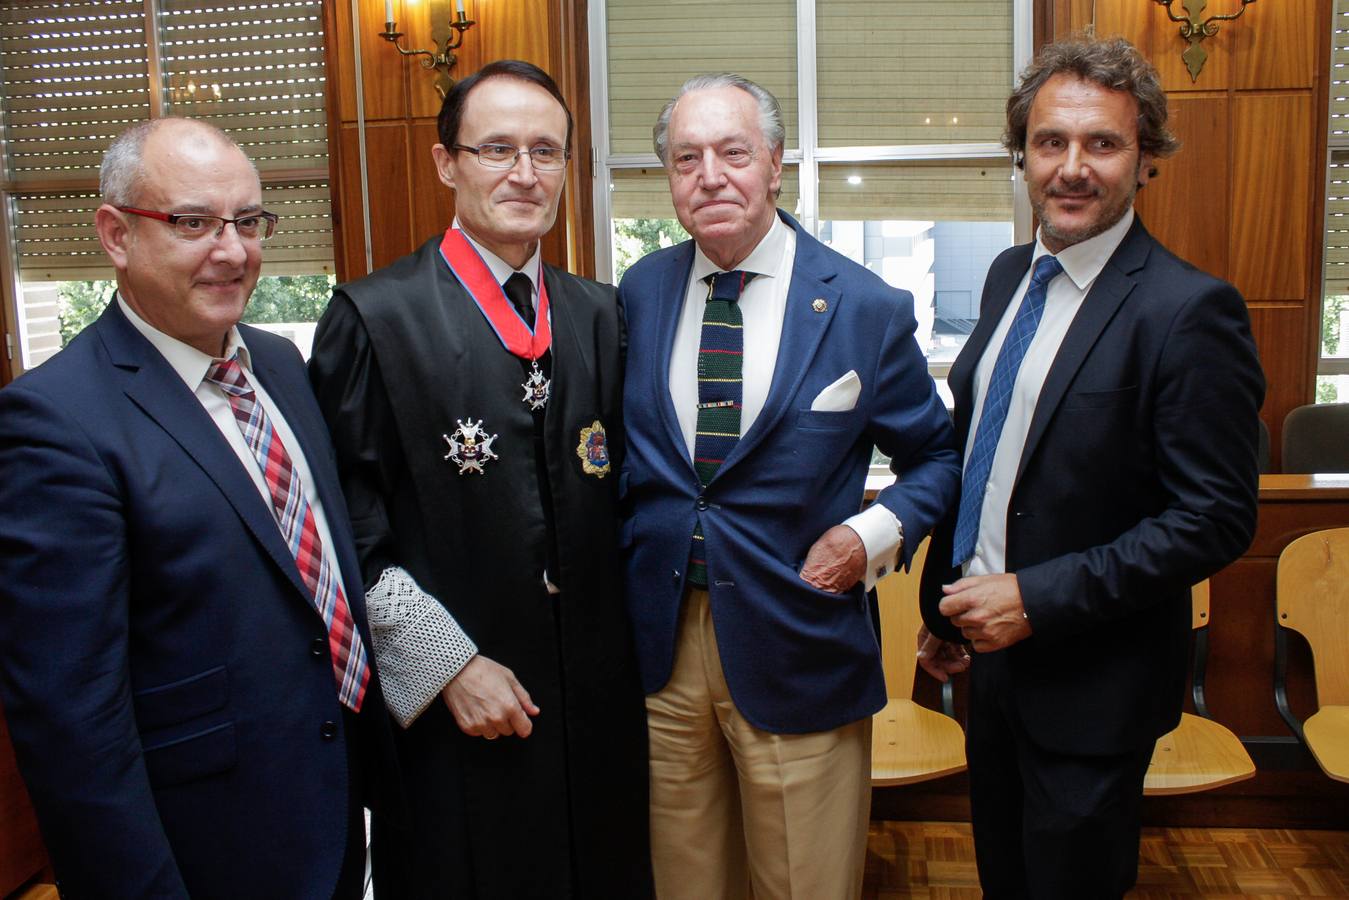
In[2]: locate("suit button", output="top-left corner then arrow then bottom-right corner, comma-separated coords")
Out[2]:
310,637 -> 326,657
320,721 -> 339,740
695,496 -> 709,511
672,569 -> 681,583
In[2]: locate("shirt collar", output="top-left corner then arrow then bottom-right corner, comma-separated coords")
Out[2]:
117,294 -> 252,389
691,212 -> 786,284
1034,207 -> 1134,292
454,218 -> 543,294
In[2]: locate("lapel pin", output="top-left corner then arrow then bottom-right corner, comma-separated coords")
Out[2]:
812,298 -> 827,313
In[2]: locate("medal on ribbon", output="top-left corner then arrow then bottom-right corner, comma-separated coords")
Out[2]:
440,227 -> 552,410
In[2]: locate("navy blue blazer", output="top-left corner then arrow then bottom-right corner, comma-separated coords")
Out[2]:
919,218 -> 1265,754
0,300 -> 389,898
618,211 -> 960,734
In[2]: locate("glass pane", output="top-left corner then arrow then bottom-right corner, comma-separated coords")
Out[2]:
1316,375 -> 1343,404
608,165 -> 801,281
606,0 -> 798,155
818,161 -> 1013,365
0,1 -> 152,182
241,274 -> 337,360
1323,294 -> 1348,360
159,0 -> 330,174
816,0 -> 1012,147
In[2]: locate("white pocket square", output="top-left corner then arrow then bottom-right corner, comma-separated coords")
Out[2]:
810,370 -> 861,412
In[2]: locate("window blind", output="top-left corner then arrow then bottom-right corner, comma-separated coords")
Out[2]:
818,160 -> 1013,222
606,0 -> 798,156
159,1 -> 329,175
1324,0 -> 1349,294
0,1 -> 152,183
816,0 -> 1012,148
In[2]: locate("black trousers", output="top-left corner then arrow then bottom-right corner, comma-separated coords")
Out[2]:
966,653 -> 1155,900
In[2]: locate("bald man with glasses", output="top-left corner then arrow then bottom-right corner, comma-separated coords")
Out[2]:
0,117 -> 393,898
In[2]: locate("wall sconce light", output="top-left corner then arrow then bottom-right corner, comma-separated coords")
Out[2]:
380,0 -> 476,99
1151,0 -> 1259,83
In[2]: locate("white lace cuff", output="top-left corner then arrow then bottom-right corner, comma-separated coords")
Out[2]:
366,566 -> 477,728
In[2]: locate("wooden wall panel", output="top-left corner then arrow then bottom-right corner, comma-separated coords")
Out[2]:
1230,94 -> 1312,301
355,0 -> 411,122
409,122 -> 456,247
1250,305 -> 1312,463
338,123 -> 416,275
327,0 -> 579,281
1135,95 -> 1230,280
1094,0 -> 1235,93
1236,0 -> 1317,91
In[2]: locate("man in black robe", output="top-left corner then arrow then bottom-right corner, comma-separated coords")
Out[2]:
309,60 -> 652,898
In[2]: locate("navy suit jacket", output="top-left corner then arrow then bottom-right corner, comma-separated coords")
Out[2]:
919,218 -> 1265,755
619,210 -> 960,734
0,301 -> 389,898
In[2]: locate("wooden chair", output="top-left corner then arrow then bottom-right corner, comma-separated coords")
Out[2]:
871,538 -> 967,786
1275,527 -> 1349,783
1143,581 -> 1256,795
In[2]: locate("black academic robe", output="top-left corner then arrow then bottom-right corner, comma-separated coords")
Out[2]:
309,236 -> 652,899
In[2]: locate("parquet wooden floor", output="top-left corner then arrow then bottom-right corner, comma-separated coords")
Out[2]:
864,821 -> 1349,898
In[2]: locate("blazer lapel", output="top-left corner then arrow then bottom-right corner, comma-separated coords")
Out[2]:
1014,219 -> 1152,484
97,303 -> 311,602
653,242 -> 699,473
949,243 -> 1034,447
719,212 -> 840,475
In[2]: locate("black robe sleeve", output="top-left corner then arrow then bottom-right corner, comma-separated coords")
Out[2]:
309,291 -> 403,587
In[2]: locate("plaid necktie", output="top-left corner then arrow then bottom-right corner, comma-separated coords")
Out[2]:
205,354 -> 370,712
951,254 -> 1063,567
688,269 -> 756,588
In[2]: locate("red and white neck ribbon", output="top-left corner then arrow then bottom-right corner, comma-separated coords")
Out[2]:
439,227 -> 551,361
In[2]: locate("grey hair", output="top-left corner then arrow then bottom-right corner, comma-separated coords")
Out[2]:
100,118 -> 254,207
652,73 -> 786,165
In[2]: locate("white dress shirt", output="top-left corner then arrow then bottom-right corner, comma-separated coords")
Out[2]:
456,220 -> 545,312
117,296 -> 342,563
963,209 -> 1135,577
671,216 -> 903,587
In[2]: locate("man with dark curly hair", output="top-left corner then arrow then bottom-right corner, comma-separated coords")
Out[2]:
918,36 -> 1265,899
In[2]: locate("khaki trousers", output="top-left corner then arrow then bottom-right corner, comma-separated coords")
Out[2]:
646,588 -> 872,900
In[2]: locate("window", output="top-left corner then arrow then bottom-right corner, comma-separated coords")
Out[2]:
0,0 -> 336,371
590,0 -> 1032,380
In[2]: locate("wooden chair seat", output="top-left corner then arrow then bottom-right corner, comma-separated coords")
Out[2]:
1275,527 -> 1349,785
1141,580 -> 1256,796
1144,711 -> 1256,796
871,696 -> 967,786
1302,706 -> 1349,783
870,537 -> 967,787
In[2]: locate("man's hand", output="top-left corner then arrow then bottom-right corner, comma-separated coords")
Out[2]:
798,524 -> 867,593
441,654 -> 540,740
937,573 -> 1032,652
916,624 -> 971,682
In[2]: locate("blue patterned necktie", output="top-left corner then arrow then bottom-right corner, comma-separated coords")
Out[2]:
951,254 -> 1063,567
688,269 -> 755,588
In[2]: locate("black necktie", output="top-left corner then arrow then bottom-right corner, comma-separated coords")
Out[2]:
504,272 -> 535,326
503,271 -> 558,588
